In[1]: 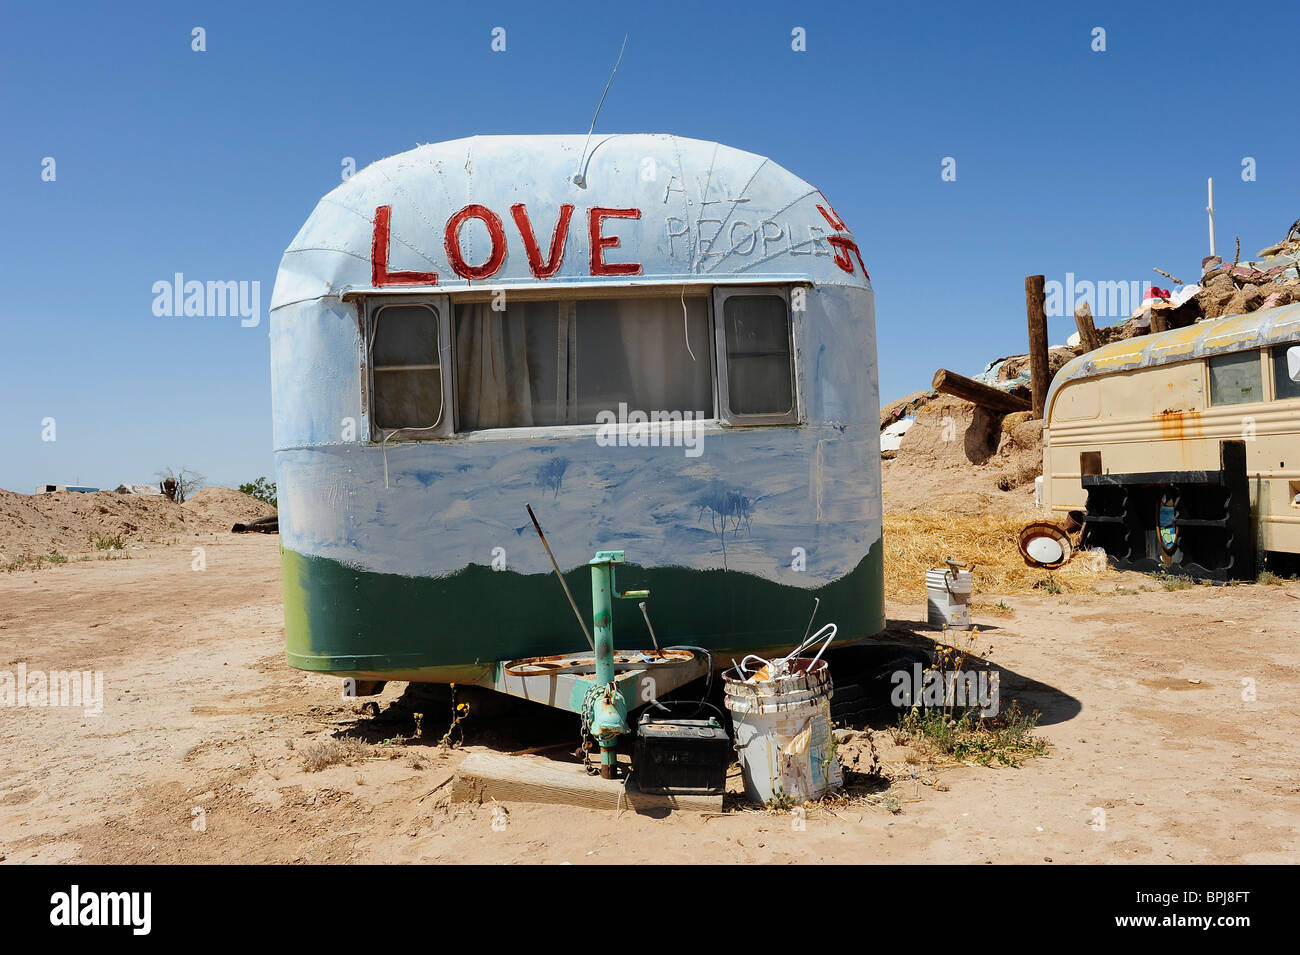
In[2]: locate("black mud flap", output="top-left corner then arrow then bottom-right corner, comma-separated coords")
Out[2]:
1080,440 -> 1253,581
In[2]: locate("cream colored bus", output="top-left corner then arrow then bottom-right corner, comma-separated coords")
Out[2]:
1043,304 -> 1300,578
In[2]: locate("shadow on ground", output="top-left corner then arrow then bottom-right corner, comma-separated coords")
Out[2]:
821,618 -> 1082,730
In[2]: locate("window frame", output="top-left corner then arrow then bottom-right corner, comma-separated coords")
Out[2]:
1206,348 -> 1266,409
1270,343 -> 1300,402
449,288 -> 718,434
364,295 -> 455,441
360,284 -> 808,440
711,285 -> 800,426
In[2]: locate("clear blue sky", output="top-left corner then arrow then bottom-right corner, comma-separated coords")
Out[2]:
2,0 -> 1296,492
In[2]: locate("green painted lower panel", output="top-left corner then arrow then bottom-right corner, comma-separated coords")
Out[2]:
281,541 -> 884,682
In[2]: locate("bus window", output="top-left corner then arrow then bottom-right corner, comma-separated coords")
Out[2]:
1208,351 -> 1263,406
1272,344 -> 1300,400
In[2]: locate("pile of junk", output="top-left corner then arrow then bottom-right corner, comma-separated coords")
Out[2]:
881,215 -> 1300,454
597,602 -> 846,806
500,508 -> 850,809
1093,214 -> 1300,338
720,620 -> 844,805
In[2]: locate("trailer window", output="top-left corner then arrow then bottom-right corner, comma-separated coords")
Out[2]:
711,287 -> 798,424
723,296 -> 793,415
1272,345 -> 1300,400
1208,351 -> 1263,406
454,295 -> 712,431
371,304 -> 443,430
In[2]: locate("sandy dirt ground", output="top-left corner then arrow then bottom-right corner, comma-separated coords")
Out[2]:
2,533 -> 1297,865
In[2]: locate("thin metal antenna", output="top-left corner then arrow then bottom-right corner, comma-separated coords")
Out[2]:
572,33 -> 629,187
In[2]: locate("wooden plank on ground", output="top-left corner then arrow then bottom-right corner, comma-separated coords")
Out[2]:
450,750 -> 723,813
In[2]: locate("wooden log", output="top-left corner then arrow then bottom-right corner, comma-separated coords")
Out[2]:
1149,307 -> 1169,334
1025,274 -> 1049,419
1073,301 -> 1101,353
450,750 -> 724,813
931,368 -> 1032,414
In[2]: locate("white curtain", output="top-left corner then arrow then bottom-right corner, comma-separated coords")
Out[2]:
454,296 -> 712,430
571,297 -> 711,422
456,301 -> 553,429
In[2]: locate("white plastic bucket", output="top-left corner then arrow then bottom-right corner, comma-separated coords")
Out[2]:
926,568 -> 973,629
723,658 -> 843,805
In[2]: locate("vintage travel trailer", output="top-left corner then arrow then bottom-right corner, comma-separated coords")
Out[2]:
269,134 -> 883,689
1042,304 -> 1300,578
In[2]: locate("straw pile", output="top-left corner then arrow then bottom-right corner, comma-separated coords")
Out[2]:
882,511 -> 1112,605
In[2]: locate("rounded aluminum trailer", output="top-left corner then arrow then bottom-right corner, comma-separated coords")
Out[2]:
269,134 -> 883,684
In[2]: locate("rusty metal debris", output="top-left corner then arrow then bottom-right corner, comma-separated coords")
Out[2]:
1018,521 -> 1074,569
502,649 -> 694,678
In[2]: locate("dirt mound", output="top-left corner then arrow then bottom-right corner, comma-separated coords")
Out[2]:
182,487 -> 276,528
0,487 -> 274,558
896,396 -> 999,464
882,396 -> 1044,517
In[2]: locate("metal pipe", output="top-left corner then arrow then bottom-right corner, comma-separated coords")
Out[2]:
1207,177 -> 1216,258
525,504 -> 594,650
590,558 -> 615,687
638,601 -> 661,654
588,553 -> 624,778
800,597 -> 820,648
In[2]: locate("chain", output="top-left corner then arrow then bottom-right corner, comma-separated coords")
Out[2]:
576,683 -> 604,776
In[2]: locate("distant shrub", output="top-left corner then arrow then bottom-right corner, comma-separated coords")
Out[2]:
239,477 -> 277,508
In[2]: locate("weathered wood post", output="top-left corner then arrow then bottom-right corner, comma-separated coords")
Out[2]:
1074,301 -> 1100,352
1025,274 -> 1048,419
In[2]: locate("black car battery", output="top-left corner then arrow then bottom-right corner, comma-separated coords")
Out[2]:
632,711 -> 731,795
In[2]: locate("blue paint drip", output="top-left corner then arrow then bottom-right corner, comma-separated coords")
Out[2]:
694,481 -> 754,570
536,457 -> 569,499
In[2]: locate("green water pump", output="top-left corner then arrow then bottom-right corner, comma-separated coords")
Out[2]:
584,550 -> 648,779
